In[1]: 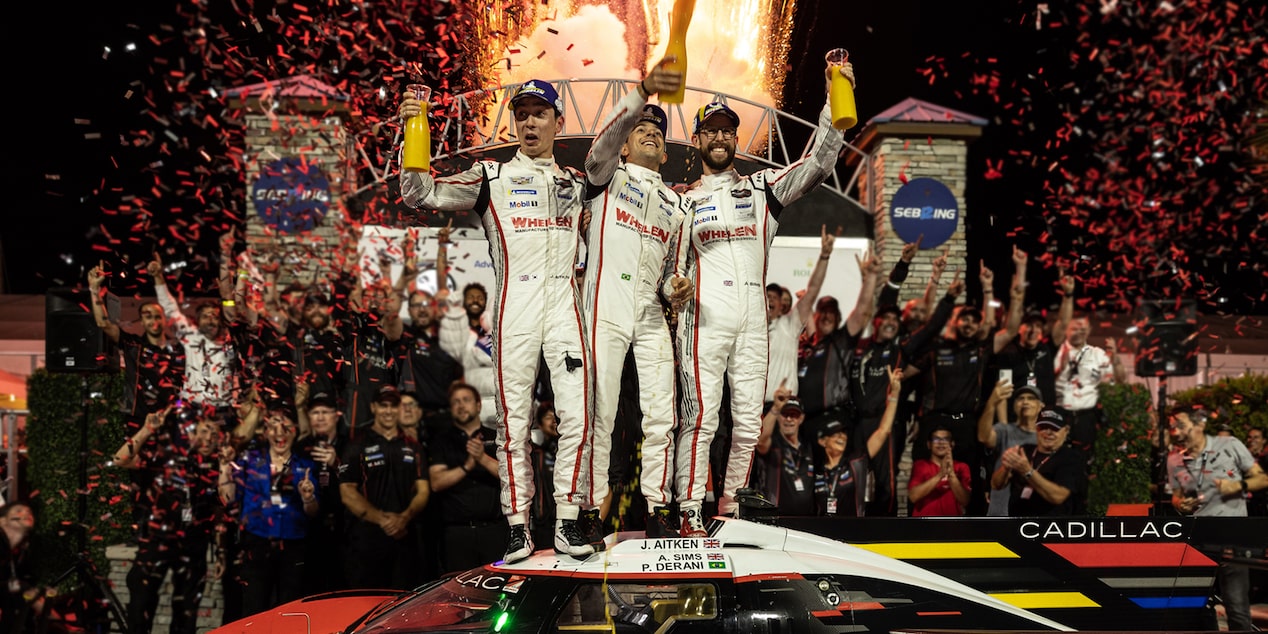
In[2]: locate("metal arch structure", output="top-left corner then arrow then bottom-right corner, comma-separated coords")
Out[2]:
363,79 -> 874,237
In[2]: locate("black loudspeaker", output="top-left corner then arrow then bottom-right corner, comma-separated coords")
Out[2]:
45,288 -> 120,373
1132,299 -> 1198,377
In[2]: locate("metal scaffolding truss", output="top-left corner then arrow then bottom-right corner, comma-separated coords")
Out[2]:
418,78 -> 872,214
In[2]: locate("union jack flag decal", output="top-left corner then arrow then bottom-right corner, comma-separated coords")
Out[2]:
703,539 -> 721,548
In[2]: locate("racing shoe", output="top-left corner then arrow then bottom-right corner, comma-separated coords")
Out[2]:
554,519 -> 596,559
679,506 -> 708,538
504,524 -> 534,564
646,506 -> 677,539
577,509 -> 608,552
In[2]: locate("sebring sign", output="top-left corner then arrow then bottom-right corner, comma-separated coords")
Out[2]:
889,177 -> 960,249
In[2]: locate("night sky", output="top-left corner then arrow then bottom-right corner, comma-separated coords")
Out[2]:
7,0 -> 1266,317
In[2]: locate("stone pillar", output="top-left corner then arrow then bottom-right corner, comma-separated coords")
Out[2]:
226,77 -> 357,287
853,99 -> 987,516
855,98 -> 986,308
107,543 -> 224,630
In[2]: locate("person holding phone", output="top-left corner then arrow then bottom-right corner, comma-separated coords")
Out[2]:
977,382 -> 1043,515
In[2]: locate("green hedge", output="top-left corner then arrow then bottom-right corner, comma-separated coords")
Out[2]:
1089,382 -> 1156,515
1169,373 -> 1268,439
1090,373 -> 1268,516
25,369 -> 132,587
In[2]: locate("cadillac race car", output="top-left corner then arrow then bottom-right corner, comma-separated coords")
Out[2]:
214,517 -> 1078,632
215,510 -> 1268,633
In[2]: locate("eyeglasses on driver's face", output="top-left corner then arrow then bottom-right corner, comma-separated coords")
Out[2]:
697,127 -> 737,140
930,436 -> 953,444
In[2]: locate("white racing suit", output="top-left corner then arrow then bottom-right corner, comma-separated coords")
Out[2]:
401,152 -> 594,525
674,102 -> 844,515
582,89 -> 692,510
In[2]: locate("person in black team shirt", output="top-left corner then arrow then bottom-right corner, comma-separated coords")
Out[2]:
398,223 -> 463,426
991,409 -> 1085,516
342,261 -> 406,434
892,247 -> 950,469
295,391 -> 349,594
297,290 -> 345,402
909,259 -> 1023,516
795,252 -> 881,431
235,252 -> 306,407
89,262 -> 186,526
88,262 -> 185,421
989,253 -> 1074,417
113,405 -> 224,634
754,391 -> 817,516
848,274 -> 960,516
338,385 -> 429,590
428,383 -> 507,574
815,367 -> 904,517
529,402 -> 560,552
0,502 -> 40,634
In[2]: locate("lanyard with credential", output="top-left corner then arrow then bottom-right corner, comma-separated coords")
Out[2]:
1028,448 -> 1055,476
1183,451 -> 1207,493
271,455 -> 292,507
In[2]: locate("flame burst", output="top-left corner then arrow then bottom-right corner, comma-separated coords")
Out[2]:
466,0 -> 795,110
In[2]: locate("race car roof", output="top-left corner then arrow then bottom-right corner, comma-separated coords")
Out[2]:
491,516 -> 1053,623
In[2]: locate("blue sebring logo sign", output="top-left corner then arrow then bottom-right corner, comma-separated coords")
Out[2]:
253,157 -> 331,234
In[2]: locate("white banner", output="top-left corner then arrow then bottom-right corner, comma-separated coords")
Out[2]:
359,227 -> 870,322
358,225 -> 498,299
766,236 -> 870,317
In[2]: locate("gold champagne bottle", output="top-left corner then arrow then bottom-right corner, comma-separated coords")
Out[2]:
660,0 -> 695,104
403,84 -> 432,172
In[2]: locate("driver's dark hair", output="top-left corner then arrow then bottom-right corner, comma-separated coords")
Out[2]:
927,424 -> 955,443
448,382 -> 481,402
194,300 -> 222,319
0,501 -> 32,518
1167,403 -> 1209,425
136,301 -> 163,318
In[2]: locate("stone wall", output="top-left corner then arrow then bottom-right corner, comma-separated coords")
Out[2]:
241,113 -> 353,288
869,136 -> 971,308
106,544 -> 224,633
858,125 -> 978,517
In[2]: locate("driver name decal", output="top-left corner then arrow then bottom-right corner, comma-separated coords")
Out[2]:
640,551 -> 724,572
637,537 -> 720,550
